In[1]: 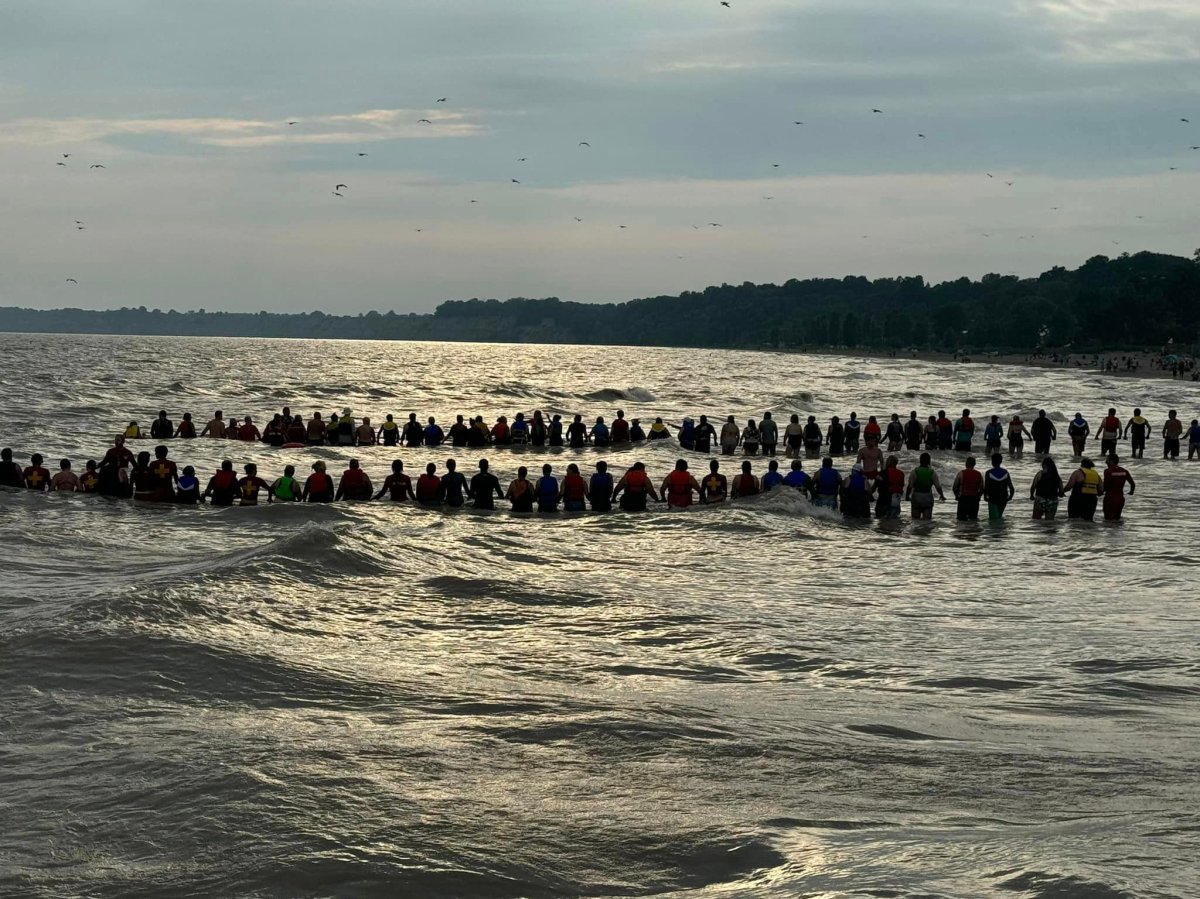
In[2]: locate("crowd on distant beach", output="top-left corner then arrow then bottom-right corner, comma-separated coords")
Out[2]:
4,401 -> 1197,523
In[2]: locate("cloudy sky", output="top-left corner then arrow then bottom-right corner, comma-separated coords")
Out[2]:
2,0 -> 1198,313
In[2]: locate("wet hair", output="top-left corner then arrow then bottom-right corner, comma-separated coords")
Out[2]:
790,459 -> 802,470
245,463 -> 257,474
182,465 -> 194,476
709,459 -> 719,472
426,462 -> 436,475
790,414 -> 800,423
446,459 -> 456,470
768,460 -> 779,471
596,461 -> 607,472
919,452 -> 931,466
886,455 -> 898,468
1041,457 -> 1058,478
822,457 -> 833,467
391,460 -> 403,473
991,453 -> 1003,467
284,465 -> 295,476
517,466 -> 528,477
479,459 -> 489,470
675,459 -> 688,470
1107,454 -> 1119,465
965,456 -> 976,468
1081,457 -> 1095,469
741,460 -> 752,472
222,460 -> 234,471
155,445 -> 168,458
59,458 -> 71,470
567,463 -> 580,474
542,463 -> 552,475
348,459 -> 360,469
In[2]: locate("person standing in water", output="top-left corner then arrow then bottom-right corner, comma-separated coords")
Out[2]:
50,458 -> 80,492
441,459 -> 468,508
1189,419 -> 1200,461
237,463 -> 272,506
905,452 -> 944,520
200,411 -> 226,438
700,459 -> 728,504
1030,410 -> 1056,455
613,462 -> 658,511
1064,457 -> 1102,520
559,463 -> 588,512
1007,416 -> 1032,456
827,416 -> 845,456
720,416 -> 740,455
741,419 -> 760,456
303,461 -> 335,503
905,412 -> 923,452
1067,413 -> 1089,457
536,464 -> 560,512
983,415 -> 1004,453
662,459 -> 701,508
1101,454 -> 1135,521
936,410 -> 953,450
336,459 -> 373,501
1162,410 -> 1183,459
953,409 -> 975,452
507,466 -> 535,512
589,461 -> 614,512
839,463 -> 872,518
812,457 -> 842,510
469,459 -> 504,510
1096,408 -> 1121,457
271,465 -> 300,502
1124,408 -> 1149,459
376,460 -> 414,502
204,460 -> 239,506
843,412 -> 861,453
803,416 -> 823,458
951,456 -> 983,521
732,461 -> 760,498
761,459 -> 783,491
983,453 -> 1015,520
759,411 -> 779,456
1029,457 -> 1063,520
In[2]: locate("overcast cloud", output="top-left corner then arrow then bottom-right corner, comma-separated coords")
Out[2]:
1,0 -> 1198,313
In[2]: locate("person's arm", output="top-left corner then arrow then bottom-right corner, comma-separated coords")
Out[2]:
374,478 -> 388,500
203,477 -> 215,499
1005,475 -> 1015,502
952,472 -> 962,498
1050,424 -> 1057,439
335,479 -> 345,501
362,475 -> 372,494
647,482 -> 660,502
494,478 -> 504,500
403,478 -> 415,501
660,477 -> 671,500
1029,471 -> 1040,499
612,476 -> 626,501
199,422 -> 211,437
1127,471 -> 1136,494
904,470 -> 915,500
931,470 -> 945,500
264,479 -> 274,504
1023,426 -> 1032,440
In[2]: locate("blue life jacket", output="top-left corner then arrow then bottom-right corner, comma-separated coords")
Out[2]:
783,471 -> 809,489
846,472 -> 867,494
424,425 -> 444,444
985,423 -> 1003,441
761,471 -> 783,491
537,476 -> 558,500
590,472 -> 613,494
593,424 -> 609,442
816,467 -> 841,494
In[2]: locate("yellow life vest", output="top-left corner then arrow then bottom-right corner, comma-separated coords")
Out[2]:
1080,468 -> 1101,495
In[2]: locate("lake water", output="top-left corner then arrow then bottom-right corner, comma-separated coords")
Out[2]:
1,334 -> 1197,898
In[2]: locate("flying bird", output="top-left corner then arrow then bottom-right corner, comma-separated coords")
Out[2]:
708,222 -> 723,227
66,278 -> 77,283
574,217 -> 583,222
287,121 -> 298,125
772,163 -> 781,167
62,154 -> 71,158
518,157 -> 528,161
76,226 -> 85,230
335,183 -> 348,190
793,121 -> 804,125
415,228 -> 423,232
56,162 -> 66,166
872,108 -> 883,113
917,133 -> 925,138
986,173 -> 994,178
1005,181 -> 1014,186
357,152 -> 368,156
720,1 -> 730,6
1191,146 -> 1200,150
762,196 -> 774,200
75,221 -> 83,224
90,164 -> 105,168
619,225 -> 627,229
579,142 -> 590,147
470,199 -> 478,203
418,118 -> 432,124
436,97 -> 447,103
511,179 -> 520,183
332,191 -> 344,197
1182,118 -> 1191,123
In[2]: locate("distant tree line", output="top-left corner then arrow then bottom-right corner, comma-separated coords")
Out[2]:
2,251 -> 1197,352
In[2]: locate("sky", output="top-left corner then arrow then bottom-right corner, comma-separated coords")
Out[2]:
1,0 -> 1198,313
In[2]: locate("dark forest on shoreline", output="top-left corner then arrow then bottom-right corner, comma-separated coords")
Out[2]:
4,251 -> 1198,352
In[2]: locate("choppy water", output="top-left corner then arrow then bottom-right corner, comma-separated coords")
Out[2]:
1,334 -> 1198,899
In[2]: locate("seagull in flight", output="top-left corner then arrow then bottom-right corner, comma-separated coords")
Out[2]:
1191,146 -> 1200,150
511,179 -> 520,183
335,183 -> 348,190
917,133 -> 926,138
1005,181 -> 1015,186
66,278 -> 77,283
76,225 -> 85,230
417,118 -> 432,124
986,173 -> 994,178
75,220 -> 83,224
436,98 -> 447,102
574,217 -> 583,222
56,162 -> 66,166
772,163 -> 780,167
518,157 -> 528,162
287,121 -> 298,125
762,196 -> 774,200
708,222 -> 723,227
90,164 -> 105,168
579,142 -> 591,147
470,199 -> 478,203
332,191 -> 344,197
618,225 -> 627,229
720,1 -> 730,6
1182,118 -> 1191,123
793,121 -> 804,125
357,152 -> 368,156
872,108 -> 883,114
62,154 -> 71,158
415,228 -> 423,232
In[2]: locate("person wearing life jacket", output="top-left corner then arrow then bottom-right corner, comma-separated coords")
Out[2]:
827,416 -> 845,456
759,459 -> 782,491
448,414 -> 470,447
236,416 -> 261,442
262,415 -> 286,447
784,414 -> 805,458
905,411 -> 923,451
1189,419 -> 1200,461
758,411 -> 778,455
174,412 -> 197,439
1030,409 -> 1056,455
781,459 -> 810,497
863,415 -> 882,447
678,417 -> 696,451
536,463 -> 560,512
700,459 -> 728,504
923,415 -> 939,451
905,452 -> 944,520
804,416 -> 823,458
150,410 -> 174,440
416,462 -> 442,506
877,455 -> 906,519
493,416 -> 513,446
884,414 -> 904,452
130,451 -> 155,501
200,411 -> 226,439
560,463 -> 588,512
662,459 -> 700,509
529,411 -> 548,447
79,459 -> 101,494
1161,409 -> 1183,460
720,416 -> 741,455
731,460 -> 759,499
204,460 -> 240,506
611,411 -> 630,444
843,412 -> 861,453
1064,457 -> 1102,520
1097,407 -> 1122,457
374,460 -> 414,502
147,444 -> 178,502
175,465 -> 201,504
336,459 -> 373,502
50,458 -> 79,492
839,462 -> 872,518
123,421 -> 142,439
591,416 -> 610,448
0,448 -> 25,488
325,410 -> 341,445
507,465 -> 535,512
270,465 -> 299,502
1101,454 -> 1135,521
982,453 -> 1015,520
953,409 -> 975,452
741,419 -> 760,455
404,413 -> 424,447
1067,412 -> 1089,457
468,459 -> 504,510
355,417 -> 377,446
285,415 -> 306,444
334,409 -> 354,446
303,461 -> 335,503
694,415 -> 717,454
548,414 -> 564,447
441,459 -> 468,508
936,410 -> 953,450
1123,408 -> 1148,459
983,415 -> 1004,452
1007,416 -> 1032,455
423,416 -> 445,447
377,414 -> 400,447
613,462 -> 657,511
237,463 -> 272,506
510,412 -> 530,445
812,457 -> 842,510
951,455 -> 984,521
629,418 -> 646,442
589,461 -> 614,512
1029,456 -> 1063,520
467,416 -> 488,448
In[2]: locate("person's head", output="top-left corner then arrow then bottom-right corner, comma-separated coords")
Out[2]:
313,412 -> 322,420
831,415 -> 840,424
1133,407 -> 1141,417
595,416 -> 605,424
222,460 -> 234,471
699,415 -> 708,424
542,463 -> 552,475
390,460 -> 403,474
59,458 -> 70,470
596,461 -> 607,473
312,460 -> 326,473
616,409 -> 625,419
272,414 -> 282,424
361,417 -> 371,426
885,455 -> 898,469
963,409 -> 970,417
155,445 -> 168,459
1168,409 -> 1177,419
991,453 -> 1003,468
1037,409 -> 1046,418
568,463 -> 580,475
850,411 -> 858,420
284,464 -> 295,477
763,411 -> 773,420
427,416 -> 435,425
790,459 -> 802,471
928,415 -> 936,424
516,412 -> 525,421
158,410 -> 167,420
741,460 -> 752,473
517,465 -> 528,479
822,457 -> 833,468
909,411 -> 917,419
727,414 -> 735,423
937,409 -> 945,418
342,408 -> 352,418
1108,407 -> 1116,416
675,459 -> 688,471
136,451 -> 150,466
245,463 -> 257,475
85,459 -> 97,471
1,448 -> 11,461
990,415 -> 999,423
573,414 -> 582,423
1193,419 -> 1199,427
655,416 -> 663,424
446,459 -> 456,472
347,459 -> 360,470
965,456 -> 976,469
479,459 -> 489,471
768,459 -> 779,471
182,465 -> 194,477
890,413 -> 899,422
808,415 -> 816,424
1107,454 -> 1120,467
426,462 -> 437,475
454,414 -> 462,424
553,414 -> 561,422
244,416 -> 253,424
919,452 -> 931,466
709,459 -> 719,472
1081,457 -> 1094,469
215,410 -> 223,420
115,435 -> 127,446
790,413 -> 800,424
868,415 -> 877,423
183,412 -> 192,422
409,412 -> 417,421
1074,411 -> 1083,420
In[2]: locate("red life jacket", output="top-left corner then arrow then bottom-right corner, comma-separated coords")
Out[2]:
667,470 -> 693,506
864,421 -> 882,440
416,474 -> 441,501
341,468 -> 365,489
491,423 -> 509,442
1102,416 -> 1121,435
238,424 -> 258,441
213,469 -> 237,491
959,468 -> 983,497
306,472 -> 333,497
884,467 -> 905,493
611,419 -> 630,440
625,470 -> 647,492
961,416 -> 974,431
177,421 -> 196,438
733,474 -> 758,496
563,473 -> 587,501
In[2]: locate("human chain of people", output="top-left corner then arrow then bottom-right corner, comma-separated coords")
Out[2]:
4,402 -> 1194,523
